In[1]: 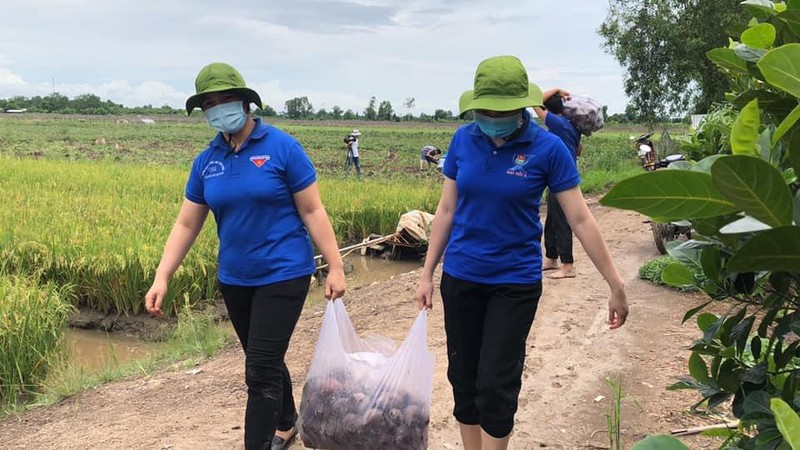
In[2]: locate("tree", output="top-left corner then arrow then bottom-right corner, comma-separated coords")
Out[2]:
598,0 -> 748,124
364,96 -> 378,121
434,109 -> 453,121
331,106 -> 343,120
315,108 -> 329,120
377,100 -> 394,121
284,96 -> 314,119
403,97 -> 415,121
343,109 -> 357,120
603,2 -> 800,446
260,104 -> 277,116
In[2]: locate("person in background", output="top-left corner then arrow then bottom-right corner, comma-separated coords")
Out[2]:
415,55 -> 628,450
345,129 -> 362,176
419,145 -> 443,170
534,89 -> 583,279
144,62 -> 346,450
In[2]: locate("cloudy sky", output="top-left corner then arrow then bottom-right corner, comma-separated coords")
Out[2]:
0,0 -> 629,115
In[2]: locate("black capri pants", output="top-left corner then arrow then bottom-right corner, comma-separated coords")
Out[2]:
440,272 -> 542,438
219,274 -> 311,450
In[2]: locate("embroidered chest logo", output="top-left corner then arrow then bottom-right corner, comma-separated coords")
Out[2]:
202,161 -> 225,179
507,153 -> 532,178
250,155 -> 271,168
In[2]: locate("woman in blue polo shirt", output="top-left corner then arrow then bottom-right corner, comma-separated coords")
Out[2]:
415,55 -> 628,450
144,62 -> 345,450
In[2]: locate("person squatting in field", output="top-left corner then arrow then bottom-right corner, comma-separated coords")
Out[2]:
419,145 -> 443,170
415,55 -> 629,450
144,62 -> 346,450
534,88 -> 584,280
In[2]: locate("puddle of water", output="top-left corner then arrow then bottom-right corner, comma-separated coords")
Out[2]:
65,328 -> 156,372
66,255 -> 422,371
308,254 -> 422,302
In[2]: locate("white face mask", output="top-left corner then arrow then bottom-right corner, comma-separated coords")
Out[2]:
203,101 -> 247,134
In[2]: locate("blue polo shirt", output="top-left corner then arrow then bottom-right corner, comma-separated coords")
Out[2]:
545,113 -> 581,160
185,119 -> 317,286
442,112 -> 581,284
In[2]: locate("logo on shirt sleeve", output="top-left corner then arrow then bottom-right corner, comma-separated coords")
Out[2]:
250,155 -> 271,168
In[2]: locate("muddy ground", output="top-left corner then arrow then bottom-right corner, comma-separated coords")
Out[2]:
0,201 -> 733,449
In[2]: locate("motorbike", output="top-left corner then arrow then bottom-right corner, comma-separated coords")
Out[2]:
633,132 -> 692,254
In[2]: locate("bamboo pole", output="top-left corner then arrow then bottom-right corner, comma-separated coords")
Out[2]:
670,420 -> 739,436
314,233 -> 400,270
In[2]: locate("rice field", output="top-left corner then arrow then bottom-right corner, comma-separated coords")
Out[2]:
0,114 -> 653,404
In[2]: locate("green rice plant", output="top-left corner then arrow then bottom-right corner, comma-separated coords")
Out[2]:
169,295 -> 228,359
0,158 -> 440,314
606,374 -> 624,450
0,274 -> 74,406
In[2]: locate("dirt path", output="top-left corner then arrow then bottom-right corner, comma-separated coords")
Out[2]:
0,202 -> 727,449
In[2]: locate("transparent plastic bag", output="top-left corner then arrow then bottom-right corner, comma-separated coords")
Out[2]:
297,300 -> 434,450
563,95 -> 605,136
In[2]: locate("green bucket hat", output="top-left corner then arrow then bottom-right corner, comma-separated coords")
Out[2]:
458,89 -> 474,119
185,62 -> 263,115
458,83 -> 543,118
459,56 -> 543,114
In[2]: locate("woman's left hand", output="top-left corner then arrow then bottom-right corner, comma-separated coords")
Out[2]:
607,287 -> 629,329
325,267 -> 347,300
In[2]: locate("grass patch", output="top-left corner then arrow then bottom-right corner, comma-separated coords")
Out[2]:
639,255 -> 704,289
2,304 -> 230,416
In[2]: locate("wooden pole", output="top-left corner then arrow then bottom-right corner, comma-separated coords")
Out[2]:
670,421 -> 739,436
314,233 -> 400,268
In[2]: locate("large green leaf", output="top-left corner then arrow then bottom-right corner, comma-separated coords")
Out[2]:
758,44 -> 800,98
689,352 -> 710,382
743,23 -> 778,49
632,434 -> 690,450
731,99 -> 761,156
711,155 -> 794,227
771,398 -> 800,449
727,226 -> 800,272
773,104 -> 800,145
662,263 -> 696,287
733,90 -> 785,111
743,0 -> 780,18
719,216 -> 773,234
708,48 -> 749,74
735,44 -> 767,62
778,10 -> 800,35
600,171 -> 738,220
692,155 -> 728,174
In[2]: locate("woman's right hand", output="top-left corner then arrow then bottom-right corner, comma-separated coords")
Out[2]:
415,278 -> 434,310
144,279 -> 168,316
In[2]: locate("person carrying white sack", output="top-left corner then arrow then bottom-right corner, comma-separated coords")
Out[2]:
415,55 -> 629,450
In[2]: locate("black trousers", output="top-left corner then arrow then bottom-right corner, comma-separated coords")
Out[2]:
544,190 -> 574,264
219,275 -> 310,450
440,272 -> 542,438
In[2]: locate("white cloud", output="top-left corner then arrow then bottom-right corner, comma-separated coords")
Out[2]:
0,69 -> 25,85
0,1 -> 629,113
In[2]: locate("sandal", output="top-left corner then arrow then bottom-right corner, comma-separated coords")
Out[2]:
546,269 -> 576,279
271,428 -> 298,450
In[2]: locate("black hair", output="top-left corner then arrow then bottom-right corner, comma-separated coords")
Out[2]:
544,94 -> 564,115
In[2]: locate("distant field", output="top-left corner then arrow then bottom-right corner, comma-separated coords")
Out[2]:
0,114 -> 657,190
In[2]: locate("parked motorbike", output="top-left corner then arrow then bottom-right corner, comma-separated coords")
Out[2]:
633,132 -> 692,254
